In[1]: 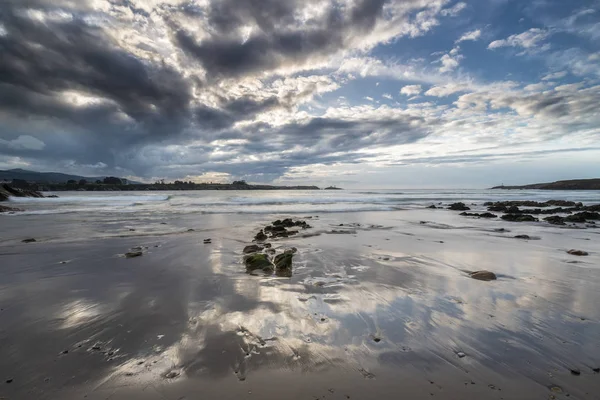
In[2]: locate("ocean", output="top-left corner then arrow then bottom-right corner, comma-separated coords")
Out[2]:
6,188 -> 600,216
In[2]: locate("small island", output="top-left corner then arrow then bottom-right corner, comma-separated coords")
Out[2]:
324,186 -> 343,190
491,179 -> 600,191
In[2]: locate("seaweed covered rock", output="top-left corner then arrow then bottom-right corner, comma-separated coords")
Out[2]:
501,214 -> 538,222
274,252 -> 294,270
245,253 -> 273,272
469,271 -> 497,281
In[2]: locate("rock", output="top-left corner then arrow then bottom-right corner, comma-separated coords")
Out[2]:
459,212 -> 497,218
244,253 -> 273,272
0,205 -> 23,213
46,195 -> 59,198
501,214 -> 538,222
570,368 -> 581,376
567,249 -> 588,256
254,230 -> 268,241
494,228 -> 508,232
457,351 -> 466,358
427,205 -> 437,209
6,378 -> 13,383
448,202 -> 470,211
243,244 -> 263,254
284,247 -> 298,254
469,271 -> 497,281
566,211 -> 600,222
274,252 -> 294,270
203,238 -> 212,244
514,235 -> 530,239
187,228 -> 195,232
272,225 -> 287,233
264,243 -> 272,248
593,367 -> 599,373
125,251 -> 143,258
22,238 -> 36,243
544,216 -> 566,225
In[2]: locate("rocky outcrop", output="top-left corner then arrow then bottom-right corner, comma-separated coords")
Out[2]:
459,212 -> 497,218
491,179 -> 600,190
1,184 -> 44,200
448,202 -> 470,211
0,205 -> 23,213
501,214 -> 538,222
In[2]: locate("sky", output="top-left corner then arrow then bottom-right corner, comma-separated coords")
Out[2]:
0,0 -> 599,188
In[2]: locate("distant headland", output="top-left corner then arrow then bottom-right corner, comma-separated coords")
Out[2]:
0,169 -> 321,191
491,179 -> 600,190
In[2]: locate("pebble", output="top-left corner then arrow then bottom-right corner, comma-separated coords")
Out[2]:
570,368 -> 581,376
457,351 -> 466,358
6,378 -> 13,384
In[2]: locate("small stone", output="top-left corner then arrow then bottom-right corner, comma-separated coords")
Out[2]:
6,378 -> 13,383
592,367 -> 599,373
457,351 -> 466,358
125,251 -> 143,258
187,228 -> 195,232
373,337 -> 381,343
22,238 -> 36,243
164,371 -> 180,379
129,228 -> 135,231
570,368 -> 581,376
469,271 -> 497,281
61,350 -> 69,354
567,249 -> 588,256
514,235 -> 530,239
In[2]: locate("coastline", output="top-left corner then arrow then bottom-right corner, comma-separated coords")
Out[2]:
1,192 -> 600,399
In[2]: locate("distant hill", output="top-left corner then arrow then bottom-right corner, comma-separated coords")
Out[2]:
0,168 -> 140,184
491,179 -> 600,190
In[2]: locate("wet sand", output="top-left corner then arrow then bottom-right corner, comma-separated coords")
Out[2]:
1,209 -> 600,399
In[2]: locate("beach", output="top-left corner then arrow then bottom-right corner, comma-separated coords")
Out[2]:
1,190 -> 600,399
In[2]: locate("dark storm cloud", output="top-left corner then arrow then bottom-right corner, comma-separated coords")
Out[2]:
175,0 -> 386,80
0,6 -> 194,141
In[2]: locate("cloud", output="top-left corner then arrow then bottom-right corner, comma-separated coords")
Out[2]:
488,28 -> 550,50
542,71 -> 567,81
456,29 -> 481,43
425,83 -> 468,97
400,85 -> 422,96
440,2 -> 467,17
0,0 -> 598,186
0,135 -> 46,151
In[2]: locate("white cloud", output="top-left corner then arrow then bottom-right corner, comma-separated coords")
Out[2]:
456,29 -> 482,43
400,85 -> 422,96
488,28 -> 550,50
441,2 -> 467,17
542,71 -> 567,81
425,83 -> 469,97
382,93 -> 393,100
